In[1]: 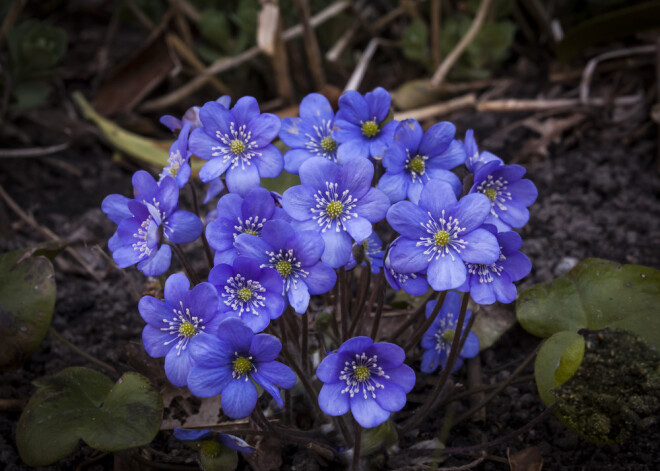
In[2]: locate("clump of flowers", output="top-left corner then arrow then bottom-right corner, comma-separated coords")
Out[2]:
101,87 -> 538,466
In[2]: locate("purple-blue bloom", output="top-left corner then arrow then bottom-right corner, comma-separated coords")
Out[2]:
234,220 -> 336,314
138,273 -> 222,387
188,96 -> 283,196
280,93 -> 338,173
173,427 -> 254,454
205,186 -> 287,266
209,256 -> 285,333
420,291 -> 479,374
469,160 -> 538,231
386,180 -> 500,291
159,95 -> 232,133
102,171 -> 203,276
334,87 -> 398,162
160,120 -> 192,189
457,225 -> 532,304
464,129 -> 503,173
378,119 -> 464,203
383,238 -> 429,296
316,336 -> 415,428
187,318 -> 296,419
281,157 -> 390,268
345,232 -> 385,274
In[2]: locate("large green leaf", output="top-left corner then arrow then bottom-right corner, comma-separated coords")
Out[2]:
517,258 -> 660,345
17,367 -> 163,466
0,249 -> 55,371
534,331 -> 585,405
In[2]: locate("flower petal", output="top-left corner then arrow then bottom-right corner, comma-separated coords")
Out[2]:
321,230 -> 353,268
300,93 -> 334,123
235,233 -> 271,263
287,281 -> 310,314
450,193 -> 491,233
336,138 -> 370,163
419,122 -> 455,158
221,378 -> 258,419
338,157 -> 374,199
139,296 -> 171,326
188,364 -> 234,397
418,180 -> 458,218
338,336 -> 373,354
216,318 -> 254,353
299,157 -> 341,190
164,347 -> 194,387
199,157 -> 232,182
249,113 -> 281,148
225,164 -> 260,197
305,262 -> 337,295
344,216 -> 372,243
316,351 -> 352,383
255,144 -> 283,178
378,172 -> 408,203
386,201 -> 428,239
167,210 -> 203,244
365,343 -> 405,369
281,185 -> 316,221
318,382 -> 350,416
461,228 -> 500,264
336,91 -> 369,124
389,238 -> 429,274
249,334 -> 282,362
427,255 -> 466,291
231,96 -> 260,126
350,394 -> 390,428
190,282 -> 220,319
284,148 -> 314,174
164,272 -> 190,305
392,119 -> 423,151
142,325 -> 171,358
374,381 -> 407,412
365,87 -> 391,122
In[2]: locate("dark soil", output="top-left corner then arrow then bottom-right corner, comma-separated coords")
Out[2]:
2,11 -> 660,471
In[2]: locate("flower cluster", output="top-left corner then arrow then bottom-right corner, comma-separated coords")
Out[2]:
103,87 -> 536,438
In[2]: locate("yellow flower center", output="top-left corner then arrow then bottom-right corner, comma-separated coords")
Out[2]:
484,188 -> 497,201
276,260 -> 292,276
230,139 -> 246,155
409,156 -> 425,174
243,229 -> 258,236
320,136 -> 337,151
233,357 -> 253,375
237,288 -> 252,302
200,440 -> 221,458
353,365 -> 371,382
326,201 -> 343,218
442,329 -> 455,343
361,120 -> 379,138
178,321 -> 197,337
434,230 -> 450,247
362,239 -> 370,250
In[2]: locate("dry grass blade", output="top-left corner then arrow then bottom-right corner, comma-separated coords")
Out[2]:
344,38 -> 381,92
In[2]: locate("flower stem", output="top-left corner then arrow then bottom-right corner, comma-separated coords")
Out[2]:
401,292 -> 469,433
368,272 -> 386,340
169,243 -> 200,284
403,290 -> 447,353
301,311 -> 309,374
339,267 -> 350,341
352,421 -> 362,471
49,327 -> 119,377
188,183 -> 213,269
387,291 -> 434,341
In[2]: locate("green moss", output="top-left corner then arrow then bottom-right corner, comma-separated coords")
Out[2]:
554,329 -> 660,444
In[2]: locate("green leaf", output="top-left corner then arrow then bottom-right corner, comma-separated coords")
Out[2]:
534,331 -> 585,405
17,367 -> 163,466
517,258 -> 660,346
0,249 -> 55,371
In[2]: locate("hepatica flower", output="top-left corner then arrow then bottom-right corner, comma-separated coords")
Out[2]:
420,291 -> 479,374
206,186 -> 286,265
464,129 -> 503,173
316,336 -> 415,428
102,171 -> 203,276
160,95 -> 232,133
209,256 -> 285,333
138,273 -> 222,387
281,157 -> 390,268
160,120 -> 192,188
345,232 -> 385,274
188,96 -> 283,196
383,238 -> 429,296
280,93 -> 338,173
334,87 -> 398,162
188,318 -> 296,419
457,225 -> 532,304
386,180 -> 500,291
378,119 -> 464,203
173,427 -> 254,454
235,220 -> 336,314
470,160 -> 538,231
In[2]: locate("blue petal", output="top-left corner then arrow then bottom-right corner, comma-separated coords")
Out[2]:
350,394 -> 390,428
469,276 -> 496,305
164,272 -> 190,305
336,138 -> 370,163
173,428 -> 213,442
365,343 -> 405,369
299,157 -> 340,190
399,273 -> 429,296
421,348 -> 442,374
189,332 -> 233,366
344,217 -> 372,243
364,87 -> 391,122
235,234 -> 271,263
288,230 -> 324,266
389,238 -> 429,274
427,139 -> 466,170
232,256 -> 262,280
318,382 -> 350,416
164,347 -> 194,387
254,144 -> 283,178
155,176 -> 179,216
249,334 -> 282,362
225,164 -> 260,197
261,219 -> 294,249
253,360 -> 296,393
102,194 -> 132,224
138,296 -> 170,326
188,364 -> 234,397
451,194 -> 492,233
300,93 -> 334,122
419,180 -> 457,219
338,336 -> 373,354
374,381 -> 406,413
499,201 -> 530,228
382,143 -> 407,172
199,101 -> 233,138
216,318 -> 254,353
419,121 -> 455,158
137,245 -> 171,276
216,433 -> 254,453
221,378 -> 258,419
284,148 -> 314,174
386,201 -> 428,239
491,271 -> 517,304
392,119 -> 423,151
427,255 -> 466,291
281,185 -> 316,221
423,168 -> 461,197
500,251 -> 531,282
382,364 -> 416,393
142,325 -> 171,358
378,172 -> 408,203
167,210 -> 203,244
338,156 -> 374,199
336,90 -> 369,124
217,193 -> 244,220
370,121 -> 397,159
206,219 -> 236,251
249,113 -> 281,148
316,351 -> 351,383
112,246 -> 143,269
243,186 -> 277,220
508,179 -> 538,206
279,117 -> 308,148
132,170 -> 158,203
189,128 -> 221,162
461,331 -> 480,358
287,281 -> 310,314
304,262 -> 337,295
190,282 -> 220,319
199,157 -> 232,182
354,188 -> 390,223
203,178 -> 225,204
461,228 -> 500,264
321,230 -> 353,268
231,96 -> 260,126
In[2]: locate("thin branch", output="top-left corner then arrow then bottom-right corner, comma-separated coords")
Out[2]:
0,142 -> 71,159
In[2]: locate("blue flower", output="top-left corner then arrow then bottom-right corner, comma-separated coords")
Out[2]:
234,220 -> 336,314
280,93 -> 338,173
383,238 -> 429,295
187,318 -> 296,419
173,427 -> 254,454
378,119 -> 464,203
281,157 -> 390,268
209,256 -> 285,333
160,120 -> 192,188
469,161 -> 538,231
205,186 -> 288,266
464,129 -> 503,173
334,87 -> 398,162
386,180 -> 500,291
138,273 -> 222,387
457,225 -> 532,304
102,171 -> 203,276
316,336 -> 415,428
159,95 -> 231,132
188,96 -> 283,196
345,232 -> 385,274
420,291 -> 479,374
